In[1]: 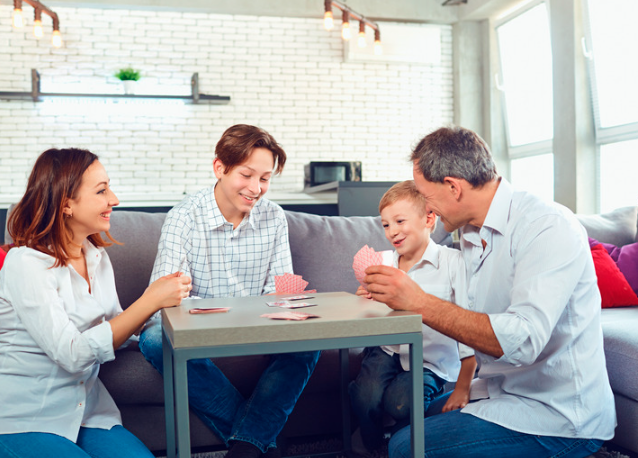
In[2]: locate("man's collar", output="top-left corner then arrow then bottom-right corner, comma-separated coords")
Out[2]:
481,177 -> 512,237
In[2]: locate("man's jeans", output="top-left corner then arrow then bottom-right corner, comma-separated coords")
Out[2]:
349,346 -> 446,450
388,393 -> 605,458
0,426 -> 154,458
139,321 -> 321,453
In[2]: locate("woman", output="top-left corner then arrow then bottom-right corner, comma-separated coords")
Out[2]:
0,148 -> 192,457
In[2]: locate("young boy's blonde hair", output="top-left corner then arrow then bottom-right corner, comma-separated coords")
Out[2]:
379,180 -> 429,217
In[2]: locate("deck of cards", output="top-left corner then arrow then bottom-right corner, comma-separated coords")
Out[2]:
352,245 -> 394,289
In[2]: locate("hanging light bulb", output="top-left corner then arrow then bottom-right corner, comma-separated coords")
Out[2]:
52,23 -> 62,48
323,0 -> 334,30
358,21 -> 367,48
33,9 -> 43,39
374,29 -> 382,55
341,10 -> 351,41
12,0 -> 24,29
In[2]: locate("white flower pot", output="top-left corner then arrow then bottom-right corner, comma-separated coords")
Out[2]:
122,80 -> 136,95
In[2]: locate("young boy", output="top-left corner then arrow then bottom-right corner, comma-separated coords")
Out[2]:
139,124 -> 320,458
350,180 -> 476,455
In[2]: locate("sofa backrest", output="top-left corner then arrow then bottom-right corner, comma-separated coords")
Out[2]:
576,206 -> 638,247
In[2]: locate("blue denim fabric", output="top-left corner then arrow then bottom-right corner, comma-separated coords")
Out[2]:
389,394 -> 604,458
139,321 -> 320,453
349,346 -> 446,451
0,426 -> 154,458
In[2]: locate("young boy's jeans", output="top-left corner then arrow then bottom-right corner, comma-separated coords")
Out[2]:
349,346 -> 446,451
139,321 -> 321,453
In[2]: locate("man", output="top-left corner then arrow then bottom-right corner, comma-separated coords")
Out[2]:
365,126 -> 616,458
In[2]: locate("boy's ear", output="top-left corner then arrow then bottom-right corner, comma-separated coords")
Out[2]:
425,211 -> 436,229
213,158 -> 226,179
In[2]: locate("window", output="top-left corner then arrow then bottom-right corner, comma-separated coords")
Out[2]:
496,1 -> 554,199
584,0 -> 638,212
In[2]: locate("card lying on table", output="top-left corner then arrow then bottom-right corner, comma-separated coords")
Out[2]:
189,307 -> 231,314
261,311 -> 319,321
352,245 -> 394,289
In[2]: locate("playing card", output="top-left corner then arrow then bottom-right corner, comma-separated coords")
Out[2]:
283,295 -> 314,301
189,307 -> 230,314
266,300 -> 292,307
353,245 -> 394,289
260,311 -> 320,321
274,273 -> 313,294
278,302 -> 317,309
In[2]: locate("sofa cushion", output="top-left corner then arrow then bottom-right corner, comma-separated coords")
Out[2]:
577,206 -> 638,247
590,244 -> 638,308
285,211 -> 452,294
105,211 -> 167,309
591,239 -> 638,297
601,307 -> 638,402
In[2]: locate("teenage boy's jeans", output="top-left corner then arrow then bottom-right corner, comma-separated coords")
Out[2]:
139,321 -> 321,453
349,346 -> 446,451
388,393 -> 605,458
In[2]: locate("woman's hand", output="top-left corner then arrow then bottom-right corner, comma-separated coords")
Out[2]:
144,272 -> 192,311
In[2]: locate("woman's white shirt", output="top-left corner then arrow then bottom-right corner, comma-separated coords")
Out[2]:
0,241 -> 122,441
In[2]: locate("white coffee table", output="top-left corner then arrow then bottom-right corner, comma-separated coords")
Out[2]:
161,291 -> 424,457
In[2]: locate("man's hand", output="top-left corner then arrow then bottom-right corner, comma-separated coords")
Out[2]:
364,265 -> 428,312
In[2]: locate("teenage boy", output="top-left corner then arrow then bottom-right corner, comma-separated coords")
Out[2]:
350,180 -> 476,455
139,124 -> 321,458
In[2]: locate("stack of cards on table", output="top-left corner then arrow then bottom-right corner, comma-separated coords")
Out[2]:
260,311 -> 319,321
352,245 -> 394,289
274,273 -> 316,294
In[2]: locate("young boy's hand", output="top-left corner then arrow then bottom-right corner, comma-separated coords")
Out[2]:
441,388 -> 470,413
355,285 -> 372,299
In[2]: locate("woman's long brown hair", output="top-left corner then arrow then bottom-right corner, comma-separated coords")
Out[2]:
8,148 -> 118,267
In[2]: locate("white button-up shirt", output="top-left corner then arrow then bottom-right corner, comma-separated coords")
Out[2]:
150,185 -> 293,297
460,179 -> 616,439
382,241 -> 473,381
0,242 -> 122,441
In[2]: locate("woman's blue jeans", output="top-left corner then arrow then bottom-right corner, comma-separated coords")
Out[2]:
0,426 -> 154,458
139,321 -> 320,453
349,346 -> 446,451
388,393 -> 604,458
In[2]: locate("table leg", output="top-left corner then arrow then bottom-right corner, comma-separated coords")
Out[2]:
339,348 -> 351,452
163,329 -> 176,458
173,352 -> 192,458
410,337 -> 425,457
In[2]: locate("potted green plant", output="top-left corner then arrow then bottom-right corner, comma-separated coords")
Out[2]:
114,67 -> 141,95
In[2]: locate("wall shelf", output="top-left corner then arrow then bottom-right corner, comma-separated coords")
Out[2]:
0,70 -> 231,105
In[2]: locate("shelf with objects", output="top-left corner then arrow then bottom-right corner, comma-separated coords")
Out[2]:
0,69 -> 231,105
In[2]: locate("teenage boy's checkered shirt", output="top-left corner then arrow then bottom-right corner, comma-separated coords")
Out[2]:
150,186 -> 293,301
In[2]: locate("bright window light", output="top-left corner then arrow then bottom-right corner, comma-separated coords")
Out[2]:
599,139 -> 638,212
510,153 -> 554,202
587,0 -> 638,128
497,3 -> 553,147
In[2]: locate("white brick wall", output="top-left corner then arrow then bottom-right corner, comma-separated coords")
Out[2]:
0,5 -> 453,204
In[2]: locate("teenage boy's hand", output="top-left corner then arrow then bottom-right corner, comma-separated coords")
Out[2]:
442,388 -> 470,412
364,265 -> 426,312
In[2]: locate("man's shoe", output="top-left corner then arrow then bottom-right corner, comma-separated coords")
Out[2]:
225,440 -> 262,458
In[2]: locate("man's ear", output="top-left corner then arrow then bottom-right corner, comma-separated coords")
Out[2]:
213,158 -> 226,180
444,177 -> 463,201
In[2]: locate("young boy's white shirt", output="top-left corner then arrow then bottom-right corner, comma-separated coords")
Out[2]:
381,240 -> 473,382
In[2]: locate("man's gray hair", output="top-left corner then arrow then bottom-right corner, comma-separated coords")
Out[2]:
411,126 -> 498,187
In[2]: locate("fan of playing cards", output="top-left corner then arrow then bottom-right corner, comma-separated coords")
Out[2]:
352,245 -> 394,289
274,273 -> 316,294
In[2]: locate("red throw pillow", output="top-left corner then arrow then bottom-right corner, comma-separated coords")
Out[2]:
591,244 -> 638,308
0,246 -> 5,270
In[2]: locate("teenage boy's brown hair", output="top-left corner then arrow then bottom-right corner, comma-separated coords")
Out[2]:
379,180 -> 429,217
215,124 -> 287,174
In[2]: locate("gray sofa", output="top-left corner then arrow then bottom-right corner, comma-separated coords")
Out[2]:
576,206 -> 638,453
4,206 -> 637,454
